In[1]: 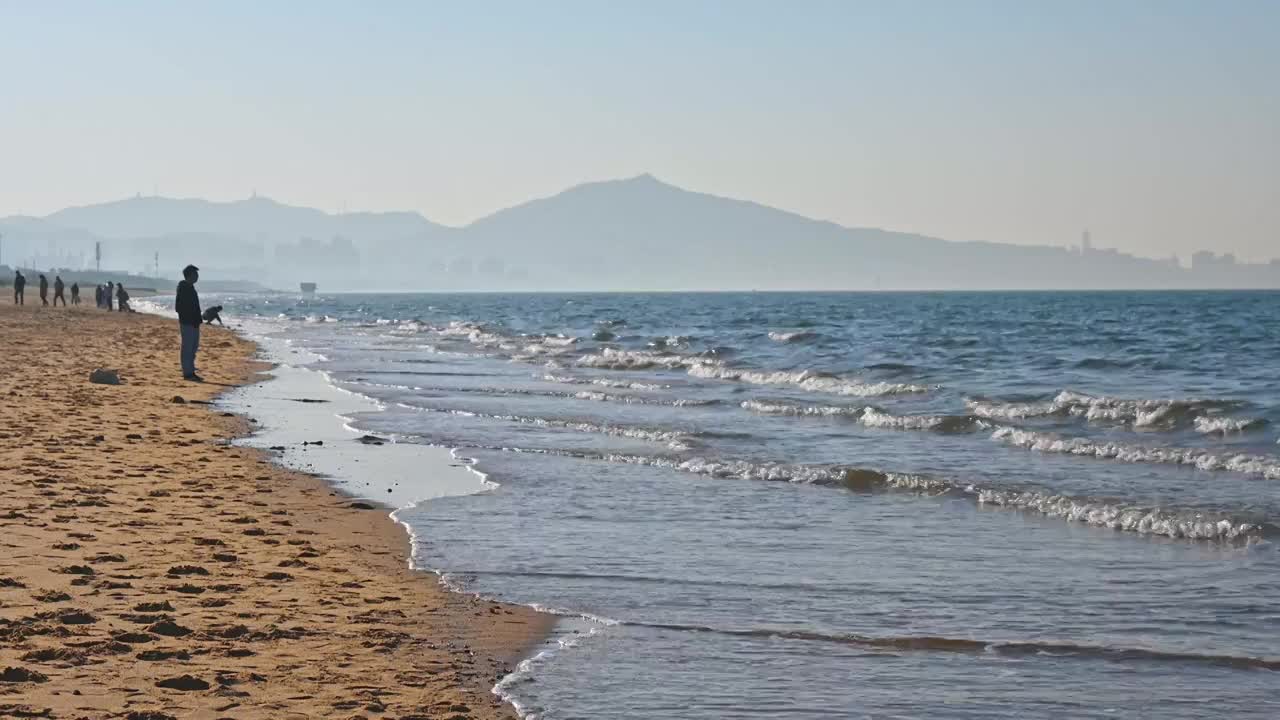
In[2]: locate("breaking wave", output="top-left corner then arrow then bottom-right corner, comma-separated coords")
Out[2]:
493,448 -> 1271,541
768,330 -> 821,343
541,373 -> 668,391
576,348 -> 703,371
992,427 -> 1280,480
968,390 -> 1247,429
689,365 -> 933,396
740,399 -> 867,417
394,403 -> 701,450
741,400 -> 985,432
1194,415 -> 1268,434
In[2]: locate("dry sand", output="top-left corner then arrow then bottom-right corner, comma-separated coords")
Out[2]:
0,302 -> 551,719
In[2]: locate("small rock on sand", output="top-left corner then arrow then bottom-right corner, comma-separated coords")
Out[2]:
89,368 -> 121,385
155,674 -> 210,691
0,666 -> 48,683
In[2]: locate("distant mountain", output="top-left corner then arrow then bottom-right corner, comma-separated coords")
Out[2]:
450,174 -> 1206,290
2,176 -> 1276,291
45,195 -> 442,243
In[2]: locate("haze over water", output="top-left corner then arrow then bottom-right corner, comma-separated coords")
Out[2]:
210,289 -> 1280,719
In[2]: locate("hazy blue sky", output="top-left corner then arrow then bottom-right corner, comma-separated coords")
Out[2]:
2,1 -> 1277,260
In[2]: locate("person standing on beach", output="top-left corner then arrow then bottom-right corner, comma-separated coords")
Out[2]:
12,271 -> 24,305
38,275 -> 49,306
105,282 -> 114,311
175,264 -> 202,381
53,275 -> 66,306
116,283 -> 130,312
94,285 -> 103,308
70,282 -> 79,305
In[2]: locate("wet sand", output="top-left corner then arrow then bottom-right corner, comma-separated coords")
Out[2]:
0,302 -> 551,719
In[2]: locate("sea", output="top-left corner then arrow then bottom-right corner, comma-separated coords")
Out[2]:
155,291 -> 1280,719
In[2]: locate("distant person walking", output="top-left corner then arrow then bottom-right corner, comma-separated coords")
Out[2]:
53,276 -> 66,306
116,283 -> 130,312
70,282 -> 79,305
94,285 -> 103,308
105,282 -> 114,311
38,275 -> 49,306
13,271 -> 25,305
175,265 -> 202,381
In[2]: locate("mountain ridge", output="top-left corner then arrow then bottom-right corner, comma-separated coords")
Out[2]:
2,175 -> 1275,291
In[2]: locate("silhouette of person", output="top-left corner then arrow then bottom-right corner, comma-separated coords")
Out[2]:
105,282 -> 114,311
13,271 -> 25,305
53,276 -> 66,306
38,275 -> 49,306
116,283 -> 130,312
175,265 -> 202,381
94,285 -> 103,308
70,282 -> 80,305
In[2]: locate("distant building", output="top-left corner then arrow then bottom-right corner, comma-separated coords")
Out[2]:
1191,251 -> 1238,270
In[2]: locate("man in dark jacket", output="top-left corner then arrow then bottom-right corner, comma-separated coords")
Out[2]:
70,282 -> 80,305
105,281 -> 114,311
175,264 -> 202,381
53,276 -> 66,306
13,271 -> 25,305
38,275 -> 49,305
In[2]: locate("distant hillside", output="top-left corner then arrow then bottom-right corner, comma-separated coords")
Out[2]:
46,195 -> 441,243
2,176 -> 1276,291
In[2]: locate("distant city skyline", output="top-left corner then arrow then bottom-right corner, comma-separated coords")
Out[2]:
2,1 -> 1278,261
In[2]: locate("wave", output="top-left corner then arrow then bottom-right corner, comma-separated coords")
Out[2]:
393,402 -> 704,450
572,349 -> 934,397
1194,415 -> 1268,434
576,348 -> 703,371
342,379 -> 712,408
991,427 -> 1280,480
690,365 -> 932,396
740,399 -> 866,417
542,373 -> 668,391
968,390 -> 1247,429
573,390 -> 717,407
466,444 -> 1272,541
768,330 -> 821,343
624,621 -> 1280,671
859,407 -> 986,433
740,400 -> 984,432
1073,357 -> 1138,370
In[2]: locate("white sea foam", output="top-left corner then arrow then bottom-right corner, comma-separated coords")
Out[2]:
972,487 -> 1262,540
969,391 -> 1245,429
991,427 -> 1280,480
541,373 -> 668,391
768,330 -> 819,343
690,365 -> 932,396
576,348 -> 703,370
740,399 -> 867,417
1193,415 -> 1266,434
740,400 -> 982,431
396,402 -> 696,448
586,450 -> 1271,540
574,390 -> 714,407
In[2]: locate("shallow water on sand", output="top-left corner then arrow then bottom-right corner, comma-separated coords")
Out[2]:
202,291 -> 1280,718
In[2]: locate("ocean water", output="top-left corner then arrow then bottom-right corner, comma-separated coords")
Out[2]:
207,291 -> 1279,718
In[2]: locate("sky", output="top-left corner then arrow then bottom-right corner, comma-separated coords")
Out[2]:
1,0 -> 1277,261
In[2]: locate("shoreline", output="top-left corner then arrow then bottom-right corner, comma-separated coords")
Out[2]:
0,303 -> 553,719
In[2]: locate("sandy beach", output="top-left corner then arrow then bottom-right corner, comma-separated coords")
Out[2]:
0,302 -> 550,719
